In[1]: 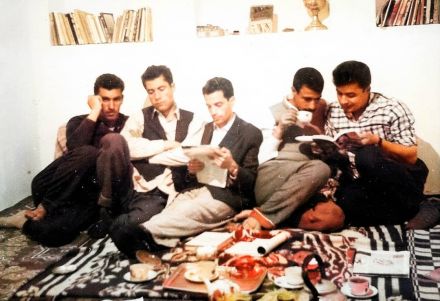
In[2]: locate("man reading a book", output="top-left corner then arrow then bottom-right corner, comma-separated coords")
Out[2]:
110,77 -> 263,258
88,65 -> 206,239
321,60 -> 430,228
239,67 -> 344,231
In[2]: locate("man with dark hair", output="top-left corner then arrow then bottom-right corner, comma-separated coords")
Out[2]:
97,65 -> 205,241
110,77 -> 262,258
0,73 -> 129,246
239,67 -> 341,231
321,60 -> 430,227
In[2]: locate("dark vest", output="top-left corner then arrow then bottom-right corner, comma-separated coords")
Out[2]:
132,106 -> 194,182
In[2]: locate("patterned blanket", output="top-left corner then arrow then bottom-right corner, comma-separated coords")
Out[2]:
12,225 -> 440,301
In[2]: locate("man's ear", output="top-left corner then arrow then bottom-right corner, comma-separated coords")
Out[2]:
171,83 -> 176,92
229,96 -> 236,104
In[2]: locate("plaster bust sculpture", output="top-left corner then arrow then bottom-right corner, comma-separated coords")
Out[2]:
303,0 -> 329,30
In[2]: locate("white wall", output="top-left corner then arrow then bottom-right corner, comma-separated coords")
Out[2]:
1,0 -> 439,210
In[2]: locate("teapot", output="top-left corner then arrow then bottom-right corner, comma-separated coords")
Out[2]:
301,253 -> 346,301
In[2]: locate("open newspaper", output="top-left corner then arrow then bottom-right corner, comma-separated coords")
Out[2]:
352,249 -> 410,277
183,145 -> 228,188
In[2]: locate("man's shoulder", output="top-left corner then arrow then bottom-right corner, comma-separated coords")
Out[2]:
235,116 -> 263,139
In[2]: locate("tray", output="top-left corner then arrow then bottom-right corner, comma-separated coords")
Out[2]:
163,262 -> 267,294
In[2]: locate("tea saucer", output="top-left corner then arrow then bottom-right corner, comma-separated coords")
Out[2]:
274,276 -> 304,289
123,270 -> 158,283
340,283 -> 378,298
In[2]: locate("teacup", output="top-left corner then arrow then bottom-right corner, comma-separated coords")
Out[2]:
284,266 -> 303,285
348,276 -> 370,295
297,110 -> 312,126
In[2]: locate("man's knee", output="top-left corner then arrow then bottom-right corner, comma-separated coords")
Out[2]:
306,160 -> 331,185
99,133 -> 126,150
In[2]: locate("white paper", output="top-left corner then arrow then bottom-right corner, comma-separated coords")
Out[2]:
183,145 -> 227,188
352,249 -> 410,277
185,231 -> 232,248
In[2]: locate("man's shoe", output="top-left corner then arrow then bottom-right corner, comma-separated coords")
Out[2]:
407,198 -> 440,230
87,208 -> 114,239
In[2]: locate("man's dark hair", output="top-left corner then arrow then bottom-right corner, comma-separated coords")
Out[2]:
94,73 -> 125,95
332,60 -> 371,90
202,77 -> 234,100
141,65 -> 173,88
292,67 -> 324,94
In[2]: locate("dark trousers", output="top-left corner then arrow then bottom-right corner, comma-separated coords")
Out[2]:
24,145 -> 101,246
109,188 -> 168,257
24,134 -> 132,247
336,145 -> 428,226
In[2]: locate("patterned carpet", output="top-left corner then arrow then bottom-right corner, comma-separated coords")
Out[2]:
1,197 -> 440,301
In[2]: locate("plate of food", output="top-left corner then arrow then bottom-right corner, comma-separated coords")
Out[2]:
184,260 -> 218,283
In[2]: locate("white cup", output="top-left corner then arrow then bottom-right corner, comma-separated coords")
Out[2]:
297,110 -> 312,126
284,266 -> 303,285
348,276 -> 370,296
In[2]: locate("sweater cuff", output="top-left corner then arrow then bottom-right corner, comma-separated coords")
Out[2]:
249,208 -> 275,229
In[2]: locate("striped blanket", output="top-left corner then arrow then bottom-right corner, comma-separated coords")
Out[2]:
12,225 -> 440,300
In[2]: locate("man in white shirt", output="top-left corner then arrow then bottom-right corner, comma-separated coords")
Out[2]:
89,65 -> 205,238
110,77 -> 263,258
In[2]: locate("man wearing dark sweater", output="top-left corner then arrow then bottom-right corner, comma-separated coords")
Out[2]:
0,73 -> 129,246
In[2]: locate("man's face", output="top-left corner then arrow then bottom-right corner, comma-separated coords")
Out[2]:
336,82 -> 370,119
144,75 -> 176,117
292,85 -> 321,112
204,90 -> 234,128
98,87 -> 123,123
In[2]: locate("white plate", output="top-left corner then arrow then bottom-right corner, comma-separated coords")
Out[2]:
52,264 -> 78,275
184,270 -> 219,283
123,270 -> 158,283
295,135 -> 314,142
340,283 -> 378,298
273,276 -> 304,289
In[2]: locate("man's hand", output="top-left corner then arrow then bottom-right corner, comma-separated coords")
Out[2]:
87,95 -> 102,122
212,147 -> 238,173
273,110 -> 298,139
187,158 -> 204,174
164,140 -> 181,151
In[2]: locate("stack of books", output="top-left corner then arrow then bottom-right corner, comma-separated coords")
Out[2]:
49,7 -> 152,46
376,0 -> 440,27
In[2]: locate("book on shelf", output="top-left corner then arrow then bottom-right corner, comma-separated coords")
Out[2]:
49,7 -> 152,46
353,249 -> 410,277
182,145 -> 228,188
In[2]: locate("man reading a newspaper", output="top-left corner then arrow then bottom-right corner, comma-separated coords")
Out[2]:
110,77 -> 262,257
318,60 -> 429,227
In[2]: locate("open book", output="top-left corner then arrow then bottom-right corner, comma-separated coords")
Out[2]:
352,249 -> 410,277
185,231 -> 232,249
296,130 -> 361,152
183,145 -> 228,188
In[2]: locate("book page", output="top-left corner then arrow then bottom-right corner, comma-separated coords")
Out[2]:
185,232 -> 232,248
352,249 -> 410,276
183,145 -> 228,188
